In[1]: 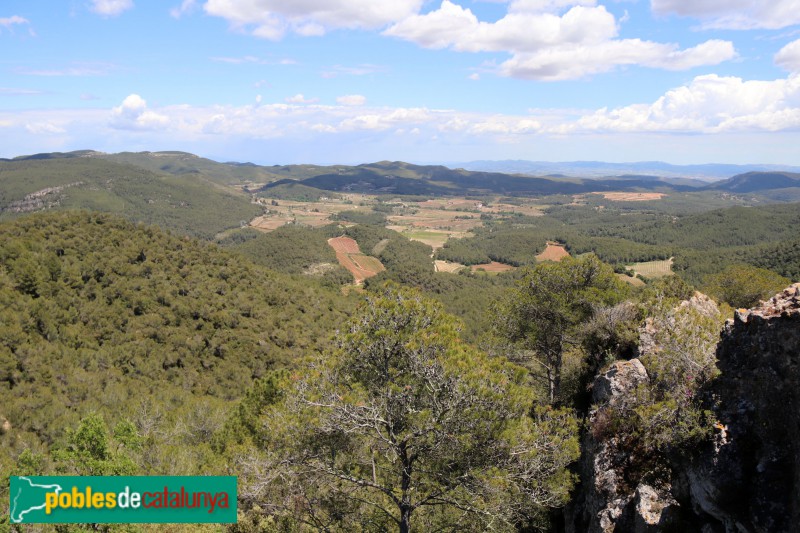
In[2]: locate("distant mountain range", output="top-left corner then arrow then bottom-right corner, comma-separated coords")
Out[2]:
454,160 -> 800,181
3,150 -> 800,201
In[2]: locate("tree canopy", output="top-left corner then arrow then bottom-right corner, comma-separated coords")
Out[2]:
239,285 -> 579,532
492,255 -> 628,404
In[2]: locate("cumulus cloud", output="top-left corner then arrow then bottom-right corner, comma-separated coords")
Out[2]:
90,0 -> 134,16
651,0 -> 800,30
336,94 -> 366,106
385,1 -> 735,80
574,74 -> 800,133
500,39 -> 735,80
203,0 -> 423,40
776,39 -> 800,73
110,94 -> 169,130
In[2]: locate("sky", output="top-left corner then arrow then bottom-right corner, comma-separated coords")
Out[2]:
2,0 -> 800,165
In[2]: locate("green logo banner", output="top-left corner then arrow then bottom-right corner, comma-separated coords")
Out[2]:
9,476 -> 237,524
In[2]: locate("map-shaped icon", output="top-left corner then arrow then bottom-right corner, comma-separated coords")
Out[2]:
10,476 -> 63,523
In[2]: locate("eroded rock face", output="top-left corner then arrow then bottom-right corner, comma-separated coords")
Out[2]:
688,283 -> 800,532
566,285 -> 800,533
566,359 -> 662,533
592,359 -> 648,406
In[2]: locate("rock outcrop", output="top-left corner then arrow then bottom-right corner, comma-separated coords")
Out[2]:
687,283 -> 800,532
566,284 -> 800,533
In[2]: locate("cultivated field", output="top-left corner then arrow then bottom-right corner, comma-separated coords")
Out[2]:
595,192 -> 667,201
628,258 -> 674,278
434,260 -> 465,273
470,262 -> 516,273
536,242 -> 570,262
328,236 -> 385,284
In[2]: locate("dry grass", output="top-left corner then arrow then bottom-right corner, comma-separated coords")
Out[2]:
629,258 -> 673,278
434,260 -> 465,273
249,215 -> 290,231
617,273 -> 646,286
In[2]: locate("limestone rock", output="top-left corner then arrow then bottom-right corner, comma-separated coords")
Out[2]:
592,359 -> 648,405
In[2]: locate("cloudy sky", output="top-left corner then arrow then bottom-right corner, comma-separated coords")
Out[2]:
2,0 -> 800,165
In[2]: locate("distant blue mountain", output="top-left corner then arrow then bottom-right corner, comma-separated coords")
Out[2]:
454,160 -> 800,181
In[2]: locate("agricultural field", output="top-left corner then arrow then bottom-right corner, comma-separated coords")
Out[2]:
248,195 -> 546,244
434,260 -> 465,273
328,236 -> 386,284
628,258 -> 674,278
390,228 -> 469,250
536,242 -> 570,262
470,261 -> 516,273
594,192 -> 667,201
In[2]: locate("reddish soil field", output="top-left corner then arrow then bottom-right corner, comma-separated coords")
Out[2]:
327,236 -> 361,254
328,237 -> 385,284
536,242 -> 570,262
470,261 -> 516,273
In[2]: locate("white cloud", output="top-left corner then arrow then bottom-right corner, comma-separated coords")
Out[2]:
574,74 -> 800,133
170,0 -> 197,18
336,94 -> 366,106
385,1 -> 735,80
202,0 -> 423,40
386,2 -> 617,52
90,0 -> 134,16
0,15 -> 29,31
6,73 -> 800,162
500,39 -> 735,80
110,94 -> 169,130
776,39 -> 800,72
26,122 -> 66,135
651,0 -> 800,30
285,93 -> 318,104
468,73 -> 480,80
508,0 -> 597,13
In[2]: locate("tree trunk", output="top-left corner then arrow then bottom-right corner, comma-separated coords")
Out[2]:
399,506 -> 412,533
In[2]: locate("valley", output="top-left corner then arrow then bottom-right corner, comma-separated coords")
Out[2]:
1,150 -> 799,532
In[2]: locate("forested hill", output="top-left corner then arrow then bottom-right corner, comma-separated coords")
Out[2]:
706,171 -> 800,192
7,150 -> 800,200
261,161 -> 696,196
0,211 -> 353,450
0,157 -> 261,239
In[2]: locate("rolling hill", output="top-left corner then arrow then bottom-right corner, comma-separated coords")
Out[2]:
0,156 -> 262,239
706,171 -> 800,193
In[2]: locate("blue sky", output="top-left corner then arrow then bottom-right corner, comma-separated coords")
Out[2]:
2,0 -> 800,165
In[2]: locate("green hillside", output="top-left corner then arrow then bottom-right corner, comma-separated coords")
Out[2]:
0,157 -> 262,239
98,151 -> 284,186
0,211 -> 353,455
